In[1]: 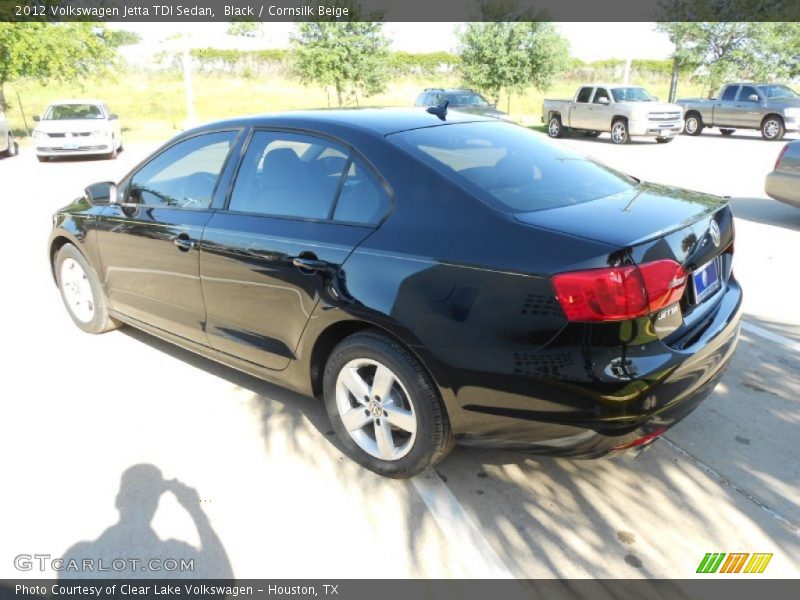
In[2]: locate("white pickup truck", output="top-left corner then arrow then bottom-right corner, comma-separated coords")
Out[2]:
542,84 -> 684,144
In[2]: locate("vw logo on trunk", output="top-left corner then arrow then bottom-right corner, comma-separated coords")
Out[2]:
709,221 -> 721,247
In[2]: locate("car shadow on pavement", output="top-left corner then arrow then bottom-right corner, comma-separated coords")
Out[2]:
729,197 -> 800,231
118,327 -> 800,578
59,463 -> 233,579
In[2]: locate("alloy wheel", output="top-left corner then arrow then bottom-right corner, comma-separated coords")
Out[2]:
685,117 -> 698,134
335,358 -> 417,461
60,257 -> 95,323
611,122 -> 627,144
764,120 -> 780,139
548,117 -> 560,137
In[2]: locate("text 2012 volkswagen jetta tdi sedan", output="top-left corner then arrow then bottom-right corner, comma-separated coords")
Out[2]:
49,109 -> 742,478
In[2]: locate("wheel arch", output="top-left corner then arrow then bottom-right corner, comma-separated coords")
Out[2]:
49,233 -> 81,282
762,113 -> 785,126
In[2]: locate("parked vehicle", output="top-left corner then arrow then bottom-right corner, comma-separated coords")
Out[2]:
0,109 -> 18,158
33,99 -> 123,161
415,88 -> 510,120
765,141 -> 800,208
677,83 -> 800,140
542,84 -> 684,144
49,109 -> 741,478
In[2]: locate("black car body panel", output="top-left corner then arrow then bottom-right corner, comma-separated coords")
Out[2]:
49,109 -> 742,456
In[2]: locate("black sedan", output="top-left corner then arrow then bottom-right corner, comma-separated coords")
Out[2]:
49,109 -> 742,478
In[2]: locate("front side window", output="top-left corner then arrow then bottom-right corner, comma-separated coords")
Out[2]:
593,88 -> 611,104
576,87 -> 593,103
45,104 -> 104,120
738,85 -> 760,101
721,86 -> 739,101
228,131 -> 389,225
390,121 -> 636,213
127,131 -> 237,209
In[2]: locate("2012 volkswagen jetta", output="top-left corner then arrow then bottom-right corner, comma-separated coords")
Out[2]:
48,109 -> 742,478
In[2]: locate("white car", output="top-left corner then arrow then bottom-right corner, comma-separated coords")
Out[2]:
33,100 -> 123,161
0,110 -> 18,158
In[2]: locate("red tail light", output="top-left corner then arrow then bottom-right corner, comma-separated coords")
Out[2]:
612,427 -> 667,451
552,260 -> 687,322
774,143 -> 789,170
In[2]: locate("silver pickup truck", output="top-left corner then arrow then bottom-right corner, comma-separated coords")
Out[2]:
677,83 -> 800,140
542,84 -> 684,144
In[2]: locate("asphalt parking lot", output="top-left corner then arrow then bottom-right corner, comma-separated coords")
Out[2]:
1,128 -> 798,579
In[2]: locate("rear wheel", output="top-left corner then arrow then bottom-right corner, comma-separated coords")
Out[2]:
610,119 -> 630,144
761,116 -> 785,141
55,243 -> 120,334
684,112 -> 703,136
720,128 -> 735,136
655,137 -> 674,144
547,115 -> 565,138
323,331 -> 454,478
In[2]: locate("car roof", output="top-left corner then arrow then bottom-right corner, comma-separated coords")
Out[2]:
190,108 -> 496,137
47,99 -> 107,106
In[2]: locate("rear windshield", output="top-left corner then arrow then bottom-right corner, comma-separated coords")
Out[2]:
389,121 -> 636,213
45,104 -> 105,120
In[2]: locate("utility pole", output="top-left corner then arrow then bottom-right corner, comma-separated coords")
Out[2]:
668,58 -> 679,103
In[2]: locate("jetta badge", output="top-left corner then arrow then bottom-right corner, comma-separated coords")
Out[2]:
709,221 -> 721,247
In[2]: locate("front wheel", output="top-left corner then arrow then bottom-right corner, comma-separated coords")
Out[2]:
610,119 -> 630,144
547,115 -> 565,138
324,331 -> 454,478
55,243 -> 120,334
655,137 -> 674,144
761,116 -> 785,141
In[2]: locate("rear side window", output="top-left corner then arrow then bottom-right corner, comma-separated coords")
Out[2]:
389,121 -> 636,213
576,87 -> 593,103
127,131 -> 237,209
228,131 -> 389,224
721,86 -> 739,101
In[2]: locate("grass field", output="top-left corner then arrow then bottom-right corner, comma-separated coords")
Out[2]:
5,70 -> 706,143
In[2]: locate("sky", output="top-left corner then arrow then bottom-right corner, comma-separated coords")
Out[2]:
112,22 -> 675,62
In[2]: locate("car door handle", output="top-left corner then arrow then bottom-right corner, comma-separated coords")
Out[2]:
292,257 -> 328,271
173,234 -> 198,251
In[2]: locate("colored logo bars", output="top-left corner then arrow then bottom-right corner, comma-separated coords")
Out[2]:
696,552 -> 773,574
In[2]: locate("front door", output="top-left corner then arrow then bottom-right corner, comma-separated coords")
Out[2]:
713,85 -> 740,126
200,130 -> 391,369
96,130 -> 240,344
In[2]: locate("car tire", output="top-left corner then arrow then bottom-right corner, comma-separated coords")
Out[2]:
2,135 -> 17,157
761,116 -> 785,141
719,128 -> 735,136
655,137 -> 674,144
323,330 -> 454,478
547,115 -> 565,138
610,119 -> 630,144
684,112 -> 704,136
107,142 -> 118,160
55,243 -> 120,334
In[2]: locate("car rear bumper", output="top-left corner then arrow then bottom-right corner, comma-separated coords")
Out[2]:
450,276 -> 743,457
765,171 -> 800,208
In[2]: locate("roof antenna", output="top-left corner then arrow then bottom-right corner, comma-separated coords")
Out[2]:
427,99 -> 449,121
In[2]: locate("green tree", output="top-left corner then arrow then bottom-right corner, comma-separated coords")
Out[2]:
291,4 -> 390,107
457,21 -> 568,106
657,19 -> 800,95
227,22 -> 262,38
0,23 -> 122,112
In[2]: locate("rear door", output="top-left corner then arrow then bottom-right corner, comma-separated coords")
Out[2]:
713,85 -> 740,126
569,86 -> 594,129
97,129 -> 241,344
199,129 -> 391,370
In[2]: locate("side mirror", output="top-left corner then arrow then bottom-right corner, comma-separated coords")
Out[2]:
85,181 -> 118,205
748,94 -> 760,103
596,96 -> 610,105
32,115 -> 40,122
109,113 -> 119,120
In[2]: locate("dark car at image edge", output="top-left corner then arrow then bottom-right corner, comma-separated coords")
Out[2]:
48,109 -> 742,478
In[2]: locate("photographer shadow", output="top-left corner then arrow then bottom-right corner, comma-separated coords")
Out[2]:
61,464 -> 233,579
